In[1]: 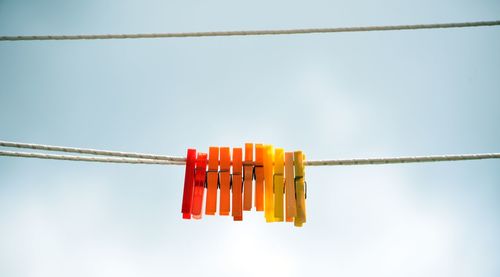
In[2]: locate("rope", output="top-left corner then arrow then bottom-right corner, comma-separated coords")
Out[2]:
306,153 -> 500,166
1,140 -> 499,167
1,20 -> 499,41
0,150 -> 184,165
0,140 -> 184,162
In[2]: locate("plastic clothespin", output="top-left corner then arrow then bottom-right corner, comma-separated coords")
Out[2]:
303,153 -> 307,219
263,144 -> 275,222
181,149 -> 197,219
273,148 -> 285,222
243,143 -> 254,211
232,147 -> 243,221
254,144 -> 264,211
205,147 -> 219,215
191,152 -> 207,220
219,147 -> 231,216
294,151 -> 306,227
284,152 -> 296,222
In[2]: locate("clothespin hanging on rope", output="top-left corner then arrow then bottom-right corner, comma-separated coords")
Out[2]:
219,147 -> 231,216
180,143 -> 307,227
263,144 -> 275,222
294,151 -> 307,227
284,152 -> 296,222
181,149 -> 196,219
273,148 -> 285,222
232,147 -> 243,221
205,147 -> 219,215
254,144 -> 264,212
243,143 -> 254,211
191,152 -> 207,219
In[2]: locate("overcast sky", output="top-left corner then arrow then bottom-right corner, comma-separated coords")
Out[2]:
1,0 -> 500,276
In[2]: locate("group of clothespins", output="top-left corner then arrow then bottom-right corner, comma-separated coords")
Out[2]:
181,143 -> 307,227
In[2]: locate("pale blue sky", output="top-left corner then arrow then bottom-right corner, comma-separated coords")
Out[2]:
1,1 -> 500,276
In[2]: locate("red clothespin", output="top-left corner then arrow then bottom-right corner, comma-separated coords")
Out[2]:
181,148 -> 196,219
191,153 -> 207,219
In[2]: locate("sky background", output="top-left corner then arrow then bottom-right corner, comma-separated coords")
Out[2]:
1,0 -> 500,276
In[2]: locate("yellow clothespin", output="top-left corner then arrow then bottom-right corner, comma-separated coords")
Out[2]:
273,148 -> 285,222
294,151 -> 306,227
263,144 -> 275,222
302,153 -> 307,222
284,152 -> 296,222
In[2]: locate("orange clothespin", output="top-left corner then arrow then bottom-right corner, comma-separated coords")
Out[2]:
205,147 -> 219,215
263,144 -> 275,222
294,151 -> 306,227
284,152 -> 296,222
219,147 -> 231,216
232,147 -> 243,221
243,143 -> 253,211
181,148 -> 197,219
273,148 -> 285,222
192,153 -> 207,219
254,144 -> 264,211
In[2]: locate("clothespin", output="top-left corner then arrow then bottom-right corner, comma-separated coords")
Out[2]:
191,152 -> 207,220
263,144 -> 275,222
181,149 -> 197,219
303,153 -> 307,219
273,148 -> 285,222
294,151 -> 306,227
205,147 -> 219,215
254,144 -> 264,211
284,152 -> 296,222
232,147 -> 243,221
219,147 -> 231,216
243,143 -> 253,211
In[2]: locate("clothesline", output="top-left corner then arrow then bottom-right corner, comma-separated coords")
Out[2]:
1,140 -> 499,166
1,20 -> 499,41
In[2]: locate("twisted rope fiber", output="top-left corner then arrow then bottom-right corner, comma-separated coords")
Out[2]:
1,141 -> 499,166
1,20 -> 499,41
